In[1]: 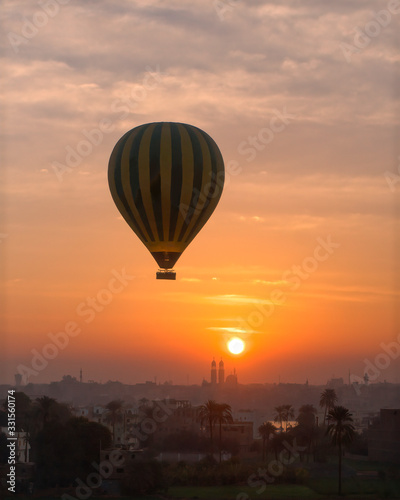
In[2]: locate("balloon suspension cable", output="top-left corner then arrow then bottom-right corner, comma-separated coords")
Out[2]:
156,269 -> 176,280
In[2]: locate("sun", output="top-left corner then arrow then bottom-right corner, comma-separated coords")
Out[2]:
227,337 -> 245,355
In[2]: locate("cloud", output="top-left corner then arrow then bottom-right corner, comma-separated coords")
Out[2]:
207,327 -> 252,334
252,279 -> 290,286
2,0 -> 397,202
301,285 -> 400,304
225,174 -> 395,223
205,294 -> 279,306
1,0 -> 398,387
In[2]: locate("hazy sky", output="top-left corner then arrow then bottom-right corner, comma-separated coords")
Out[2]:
1,0 -> 399,386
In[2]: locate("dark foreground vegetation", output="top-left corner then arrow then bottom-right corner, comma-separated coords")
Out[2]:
1,391 -> 399,498
4,456 -> 399,499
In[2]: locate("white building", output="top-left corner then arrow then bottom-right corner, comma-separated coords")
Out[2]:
1,427 -> 31,463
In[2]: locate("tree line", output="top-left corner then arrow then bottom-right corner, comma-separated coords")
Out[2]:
0,393 -> 112,491
257,388 -> 355,495
1,388 -> 357,496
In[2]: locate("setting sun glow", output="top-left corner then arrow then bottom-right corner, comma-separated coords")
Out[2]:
228,337 -> 245,355
1,1 -> 398,389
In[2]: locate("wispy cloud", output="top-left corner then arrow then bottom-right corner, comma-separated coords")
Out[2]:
251,279 -> 289,285
300,286 -> 400,304
206,327 -> 270,335
1,0 -> 398,385
205,294 -> 276,306
207,327 -> 252,334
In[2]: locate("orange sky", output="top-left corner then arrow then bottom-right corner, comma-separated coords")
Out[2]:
1,0 -> 399,386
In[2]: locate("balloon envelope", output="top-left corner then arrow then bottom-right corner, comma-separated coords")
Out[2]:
108,122 -> 224,276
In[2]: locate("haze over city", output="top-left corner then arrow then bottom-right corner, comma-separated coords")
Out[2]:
1,0 -> 399,388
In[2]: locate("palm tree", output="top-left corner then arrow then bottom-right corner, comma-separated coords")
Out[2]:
34,396 -> 57,427
319,389 -> 338,425
298,404 -> 317,424
282,404 -> 295,431
326,405 -> 355,496
105,399 -> 124,444
21,431 -> 30,463
274,404 -> 294,432
258,421 -> 277,460
198,400 -> 219,453
273,405 -> 286,431
296,404 -> 317,461
215,403 -> 233,462
271,431 -> 286,460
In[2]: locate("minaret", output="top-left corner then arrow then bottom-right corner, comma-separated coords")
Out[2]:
211,358 -> 217,385
80,368 -> 82,384
218,359 -> 225,385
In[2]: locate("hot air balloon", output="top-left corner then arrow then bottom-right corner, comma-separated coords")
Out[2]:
108,122 -> 225,280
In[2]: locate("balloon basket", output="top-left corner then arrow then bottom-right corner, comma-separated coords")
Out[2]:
156,269 -> 176,280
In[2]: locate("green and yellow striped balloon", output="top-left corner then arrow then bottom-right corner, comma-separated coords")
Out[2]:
108,122 -> 225,279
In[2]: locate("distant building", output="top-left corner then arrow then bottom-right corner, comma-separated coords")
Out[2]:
210,359 -> 237,388
218,359 -> 225,385
368,409 -> 400,463
0,427 -> 31,463
152,401 -> 253,457
154,400 -> 201,440
327,377 -> 344,388
99,448 -> 144,495
211,359 -> 217,385
72,404 -> 140,448
225,368 -> 238,388
233,409 -> 265,438
348,409 -> 378,433
220,421 -> 253,453
75,407 -> 90,418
